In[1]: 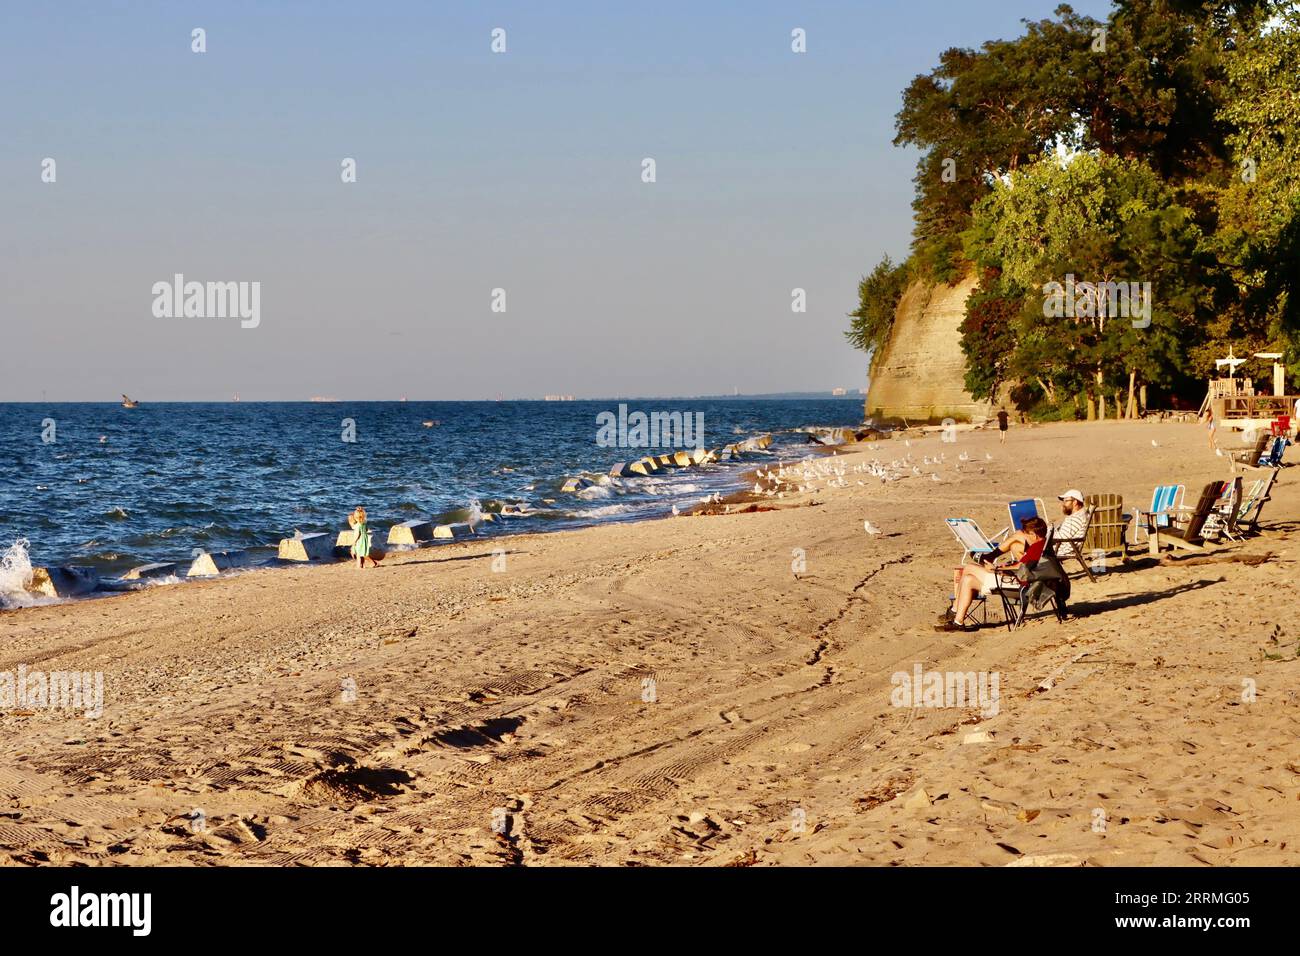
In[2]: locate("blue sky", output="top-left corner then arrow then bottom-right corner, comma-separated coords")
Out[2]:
1,0 -> 1113,401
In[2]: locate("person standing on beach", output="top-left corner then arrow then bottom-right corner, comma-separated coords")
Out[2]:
996,408 -> 1009,444
349,507 -> 380,569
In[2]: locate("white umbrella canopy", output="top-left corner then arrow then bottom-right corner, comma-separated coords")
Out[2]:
1215,348 -> 1247,377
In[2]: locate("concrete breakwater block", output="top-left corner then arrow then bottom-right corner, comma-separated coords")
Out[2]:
122,562 -> 179,581
277,533 -> 336,562
28,566 -> 101,598
187,550 -> 254,578
654,454 -> 677,468
388,520 -> 434,545
671,450 -> 693,468
561,477 -> 589,493
688,447 -> 711,465
636,457 -> 661,473
609,462 -> 630,478
624,460 -> 650,476
433,523 -> 473,539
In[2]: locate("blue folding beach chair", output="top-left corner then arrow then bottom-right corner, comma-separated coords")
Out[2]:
996,497 -> 1047,539
1258,436 -> 1288,468
1132,483 -> 1184,548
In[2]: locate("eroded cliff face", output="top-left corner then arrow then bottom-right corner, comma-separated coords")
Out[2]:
863,274 -> 991,423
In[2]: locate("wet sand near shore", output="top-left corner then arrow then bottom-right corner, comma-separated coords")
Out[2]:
2,419 -> 1297,866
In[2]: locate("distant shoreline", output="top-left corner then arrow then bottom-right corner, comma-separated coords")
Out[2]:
2,395 -> 867,405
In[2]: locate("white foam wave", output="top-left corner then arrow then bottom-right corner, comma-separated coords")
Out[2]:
575,503 -> 638,518
0,538 -> 40,610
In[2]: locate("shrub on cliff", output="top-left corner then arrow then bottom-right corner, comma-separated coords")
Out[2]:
845,256 -> 911,370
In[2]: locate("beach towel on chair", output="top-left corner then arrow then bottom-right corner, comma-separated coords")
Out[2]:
1020,537 -> 1070,618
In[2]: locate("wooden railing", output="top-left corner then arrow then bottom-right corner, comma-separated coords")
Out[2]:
1214,395 -> 1298,420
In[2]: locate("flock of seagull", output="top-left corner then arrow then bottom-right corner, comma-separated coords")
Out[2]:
675,436 -> 996,520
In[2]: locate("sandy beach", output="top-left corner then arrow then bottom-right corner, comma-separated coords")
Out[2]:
2,419 -> 1297,867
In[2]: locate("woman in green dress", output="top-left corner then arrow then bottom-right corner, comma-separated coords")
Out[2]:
349,507 -> 380,569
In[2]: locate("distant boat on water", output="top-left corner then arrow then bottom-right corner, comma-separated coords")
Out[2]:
121,394 -> 139,408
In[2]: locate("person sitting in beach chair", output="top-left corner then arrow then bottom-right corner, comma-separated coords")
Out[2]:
1054,489 -> 1089,540
996,527 -> 1073,629
1050,489 -> 1097,579
938,516 -> 1048,632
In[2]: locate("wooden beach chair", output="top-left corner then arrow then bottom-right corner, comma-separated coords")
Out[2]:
946,517 -> 998,564
1083,493 -> 1130,565
1202,476 -> 1243,541
1130,484 -> 1184,549
1230,432 -> 1270,472
1236,469 -> 1278,534
1258,436 -> 1288,469
1144,481 -> 1222,555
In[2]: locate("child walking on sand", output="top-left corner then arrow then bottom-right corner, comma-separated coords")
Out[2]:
348,507 -> 381,569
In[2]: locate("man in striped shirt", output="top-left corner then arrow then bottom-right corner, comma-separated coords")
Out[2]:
1055,490 -> 1089,541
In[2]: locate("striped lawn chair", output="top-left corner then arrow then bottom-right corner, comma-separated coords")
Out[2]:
946,517 -> 998,564
1133,484 -> 1184,549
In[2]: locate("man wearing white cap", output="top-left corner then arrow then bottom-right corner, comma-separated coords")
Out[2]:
1055,489 -> 1088,541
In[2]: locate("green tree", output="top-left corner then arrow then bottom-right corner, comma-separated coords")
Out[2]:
965,152 -> 1205,417
894,1 -> 1278,281
845,256 -> 910,370
959,269 -> 1022,403
1216,7 -> 1300,376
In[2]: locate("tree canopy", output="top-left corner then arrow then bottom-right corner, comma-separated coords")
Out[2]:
847,0 -> 1299,417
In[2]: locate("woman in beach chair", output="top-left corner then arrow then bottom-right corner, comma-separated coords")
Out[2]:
938,516 -> 1048,632
1015,531 -> 1072,626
